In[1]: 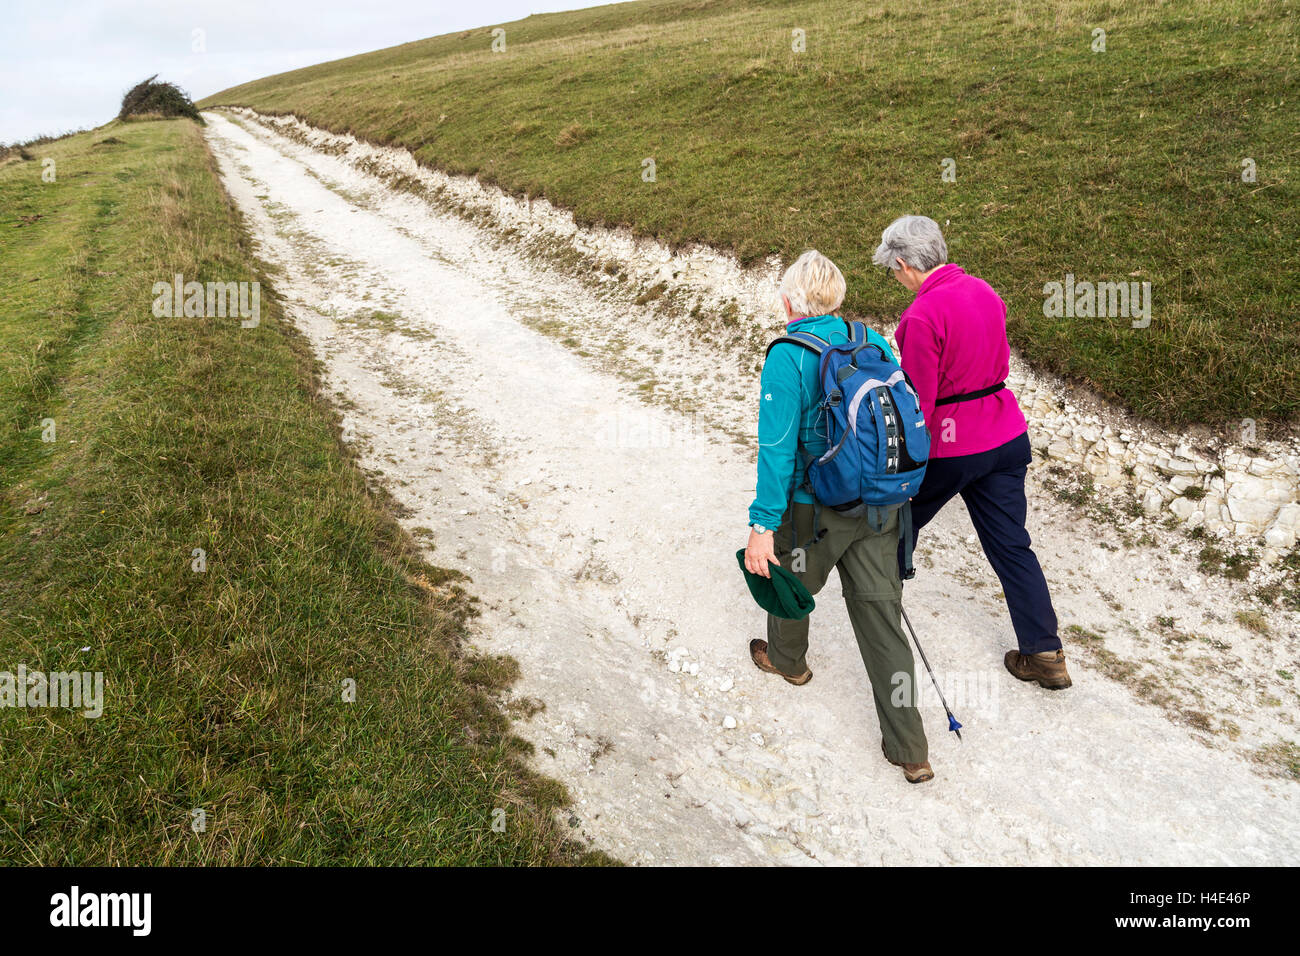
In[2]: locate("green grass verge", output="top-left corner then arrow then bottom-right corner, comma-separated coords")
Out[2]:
0,117 -> 603,864
200,0 -> 1297,429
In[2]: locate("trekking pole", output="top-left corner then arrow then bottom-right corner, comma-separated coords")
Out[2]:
900,604 -> 963,741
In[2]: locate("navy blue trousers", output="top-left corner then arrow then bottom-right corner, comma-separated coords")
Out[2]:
901,431 -> 1061,655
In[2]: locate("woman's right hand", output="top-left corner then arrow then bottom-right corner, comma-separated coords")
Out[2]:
744,527 -> 779,578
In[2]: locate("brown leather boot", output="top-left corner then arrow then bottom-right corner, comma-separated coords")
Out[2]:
748,639 -> 812,685
1004,648 -> 1072,689
881,740 -> 934,784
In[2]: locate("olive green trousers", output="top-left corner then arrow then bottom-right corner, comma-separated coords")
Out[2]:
766,502 -> 929,764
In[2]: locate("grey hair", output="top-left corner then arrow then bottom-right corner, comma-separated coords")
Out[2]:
871,215 -> 948,272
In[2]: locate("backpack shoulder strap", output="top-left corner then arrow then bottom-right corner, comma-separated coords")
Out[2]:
765,331 -> 829,360
849,322 -> 896,366
764,330 -> 830,552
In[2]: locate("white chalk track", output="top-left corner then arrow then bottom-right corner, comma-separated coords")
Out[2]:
203,110 -> 1298,865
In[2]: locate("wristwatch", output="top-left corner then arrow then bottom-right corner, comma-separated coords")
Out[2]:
750,523 -> 771,535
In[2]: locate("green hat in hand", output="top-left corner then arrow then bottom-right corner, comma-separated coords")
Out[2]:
735,549 -> 815,620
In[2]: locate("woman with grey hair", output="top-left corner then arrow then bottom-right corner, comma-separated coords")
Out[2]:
872,215 -> 1071,690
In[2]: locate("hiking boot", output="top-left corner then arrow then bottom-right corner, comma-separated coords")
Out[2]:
749,639 -> 812,686
881,740 -> 934,784
1004,648 -> 1072,690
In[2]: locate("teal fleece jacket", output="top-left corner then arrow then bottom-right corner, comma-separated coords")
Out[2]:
748,314 -> 896,529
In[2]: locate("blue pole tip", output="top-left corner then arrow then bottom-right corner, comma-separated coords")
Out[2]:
948,715 -> 962,732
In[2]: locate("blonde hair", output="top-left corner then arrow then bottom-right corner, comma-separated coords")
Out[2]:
778,249 -> 846,318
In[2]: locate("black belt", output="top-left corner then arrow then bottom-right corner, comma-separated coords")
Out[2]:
934,382 -> 1006,406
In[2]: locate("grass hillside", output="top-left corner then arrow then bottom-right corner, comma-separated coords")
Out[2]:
0,117 -> 598,864
201,0 -> 1297,430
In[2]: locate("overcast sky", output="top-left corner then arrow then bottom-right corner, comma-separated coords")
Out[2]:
1,0 -> 605,144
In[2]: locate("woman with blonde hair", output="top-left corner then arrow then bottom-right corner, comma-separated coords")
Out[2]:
743,249 -> 933,784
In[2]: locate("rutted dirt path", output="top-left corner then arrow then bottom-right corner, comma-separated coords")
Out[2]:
203,110 -> 1298,865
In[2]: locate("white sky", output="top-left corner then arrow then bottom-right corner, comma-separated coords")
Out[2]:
1,0 -> 606,143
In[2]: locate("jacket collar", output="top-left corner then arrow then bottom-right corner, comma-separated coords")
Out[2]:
786,312 -> 840,330
915,263 -> 964,297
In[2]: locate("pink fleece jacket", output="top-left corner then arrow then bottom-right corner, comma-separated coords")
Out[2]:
894,263 -> 1027,459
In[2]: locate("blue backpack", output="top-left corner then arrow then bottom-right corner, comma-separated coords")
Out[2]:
765,321 -> 931,577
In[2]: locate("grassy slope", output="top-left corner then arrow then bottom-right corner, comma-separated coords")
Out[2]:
201,0 -> 1297,430
0,117 -> 599,864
